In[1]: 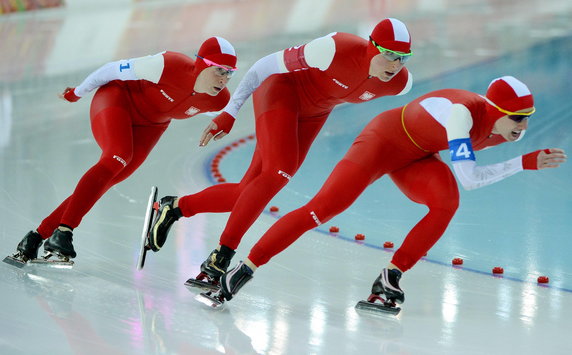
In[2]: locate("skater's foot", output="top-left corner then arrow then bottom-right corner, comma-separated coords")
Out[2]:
220,261 -> 254,301
371,268 -> 404,304
200,245 -> 236,280
44,228 -> 76,259
16,231 -> 44,261
148,196 -> 182,252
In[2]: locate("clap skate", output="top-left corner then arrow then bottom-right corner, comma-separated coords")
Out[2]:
195,261 -> 253,310
184,246 -> 236,292
32,251 -> 75,268
137,186 -> 158,270
195,289 -> 227,309
355,268 -> 404,316
355,293 -> 401,315
32,229 -> 76,268
3,231 -> 44,268
185,272 -> 221,292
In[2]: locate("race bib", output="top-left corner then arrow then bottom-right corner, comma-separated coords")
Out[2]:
449,138 -> 475,162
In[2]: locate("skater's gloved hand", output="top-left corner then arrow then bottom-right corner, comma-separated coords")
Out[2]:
59,87 -> 80,102
199,111 -> 235,146
522,148 -> 567,170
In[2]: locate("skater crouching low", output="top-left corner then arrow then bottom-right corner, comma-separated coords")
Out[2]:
148,18 -> 415,292
202,76 -> 566,311
4,37 -> 238,267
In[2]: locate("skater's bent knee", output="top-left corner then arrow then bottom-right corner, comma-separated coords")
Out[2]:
428,202 -> 458,219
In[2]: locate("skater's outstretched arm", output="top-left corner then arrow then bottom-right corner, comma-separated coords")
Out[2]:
59,52 -> 167,102
446,104 -> 567,190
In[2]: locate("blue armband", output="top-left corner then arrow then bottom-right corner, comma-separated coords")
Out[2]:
449,138 -> 475,162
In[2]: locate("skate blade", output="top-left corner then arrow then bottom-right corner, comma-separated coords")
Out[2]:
195,291 -> 225,309
136,245 -> 149,271
137,186 -> 158,270
3,255 -> 27,268
355,300 -> 401,316
30,253 -> 74,269
184,278 -> 220,292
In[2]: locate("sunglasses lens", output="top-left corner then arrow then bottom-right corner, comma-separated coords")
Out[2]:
508,115 -> 530,123
381,50 -> 410,63
381,51 -> 398,61
215,67 -> 234,78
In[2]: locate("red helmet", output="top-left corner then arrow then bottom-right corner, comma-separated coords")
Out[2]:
195,36 -> 237,74
486,76 -> 534,114
367,18 -> 412,60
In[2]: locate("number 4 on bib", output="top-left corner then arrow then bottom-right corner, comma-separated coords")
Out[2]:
449,138 -> 475,162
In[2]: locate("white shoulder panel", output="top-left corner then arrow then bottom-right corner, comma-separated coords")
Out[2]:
304,33 -> 336,71
132,51 -> 166,84
446,104 -> 473,140
419,97 -> 453,127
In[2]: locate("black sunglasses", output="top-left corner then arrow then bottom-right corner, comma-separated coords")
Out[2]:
507,114 -> 531,123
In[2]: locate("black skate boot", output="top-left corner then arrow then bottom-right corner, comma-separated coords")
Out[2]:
17,231 -> 44,260
184,245 -> 236,291
148,196 -> 182,252
355,268 -> 404,316
196,261 -> 253,309
43,229 -> 77,259
372,268 -> 404,304
219,261 -> 254,301
3,231 -> 44,267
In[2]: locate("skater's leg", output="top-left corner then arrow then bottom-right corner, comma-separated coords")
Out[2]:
177,149 -> 263,217
43,123 -> 165,258
389,154 -> 460,272
187,108 -> 321,284
60,82 -> 171,229
183,111 -> 324,220
58,106 -> 135,229
218,107 -> 324,250
106,124 -> 167,186
40,101 -> 133,258
36,196 -> 73,239
365,156 -> 458,305
248,159 -> 376,267
35,86 -> 135,233
148,129 -> 246,252
218,158 -> 375,302
247,112 -> 409,267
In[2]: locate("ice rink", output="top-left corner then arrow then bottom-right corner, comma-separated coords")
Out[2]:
1,1 -> 572,354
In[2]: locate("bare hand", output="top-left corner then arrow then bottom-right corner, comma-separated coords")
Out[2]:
537,148 -> 567,169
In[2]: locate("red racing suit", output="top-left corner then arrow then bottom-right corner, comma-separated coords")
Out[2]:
247,89 -> 531,271
178,32 -> 412,250
37,51 -> 230,237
